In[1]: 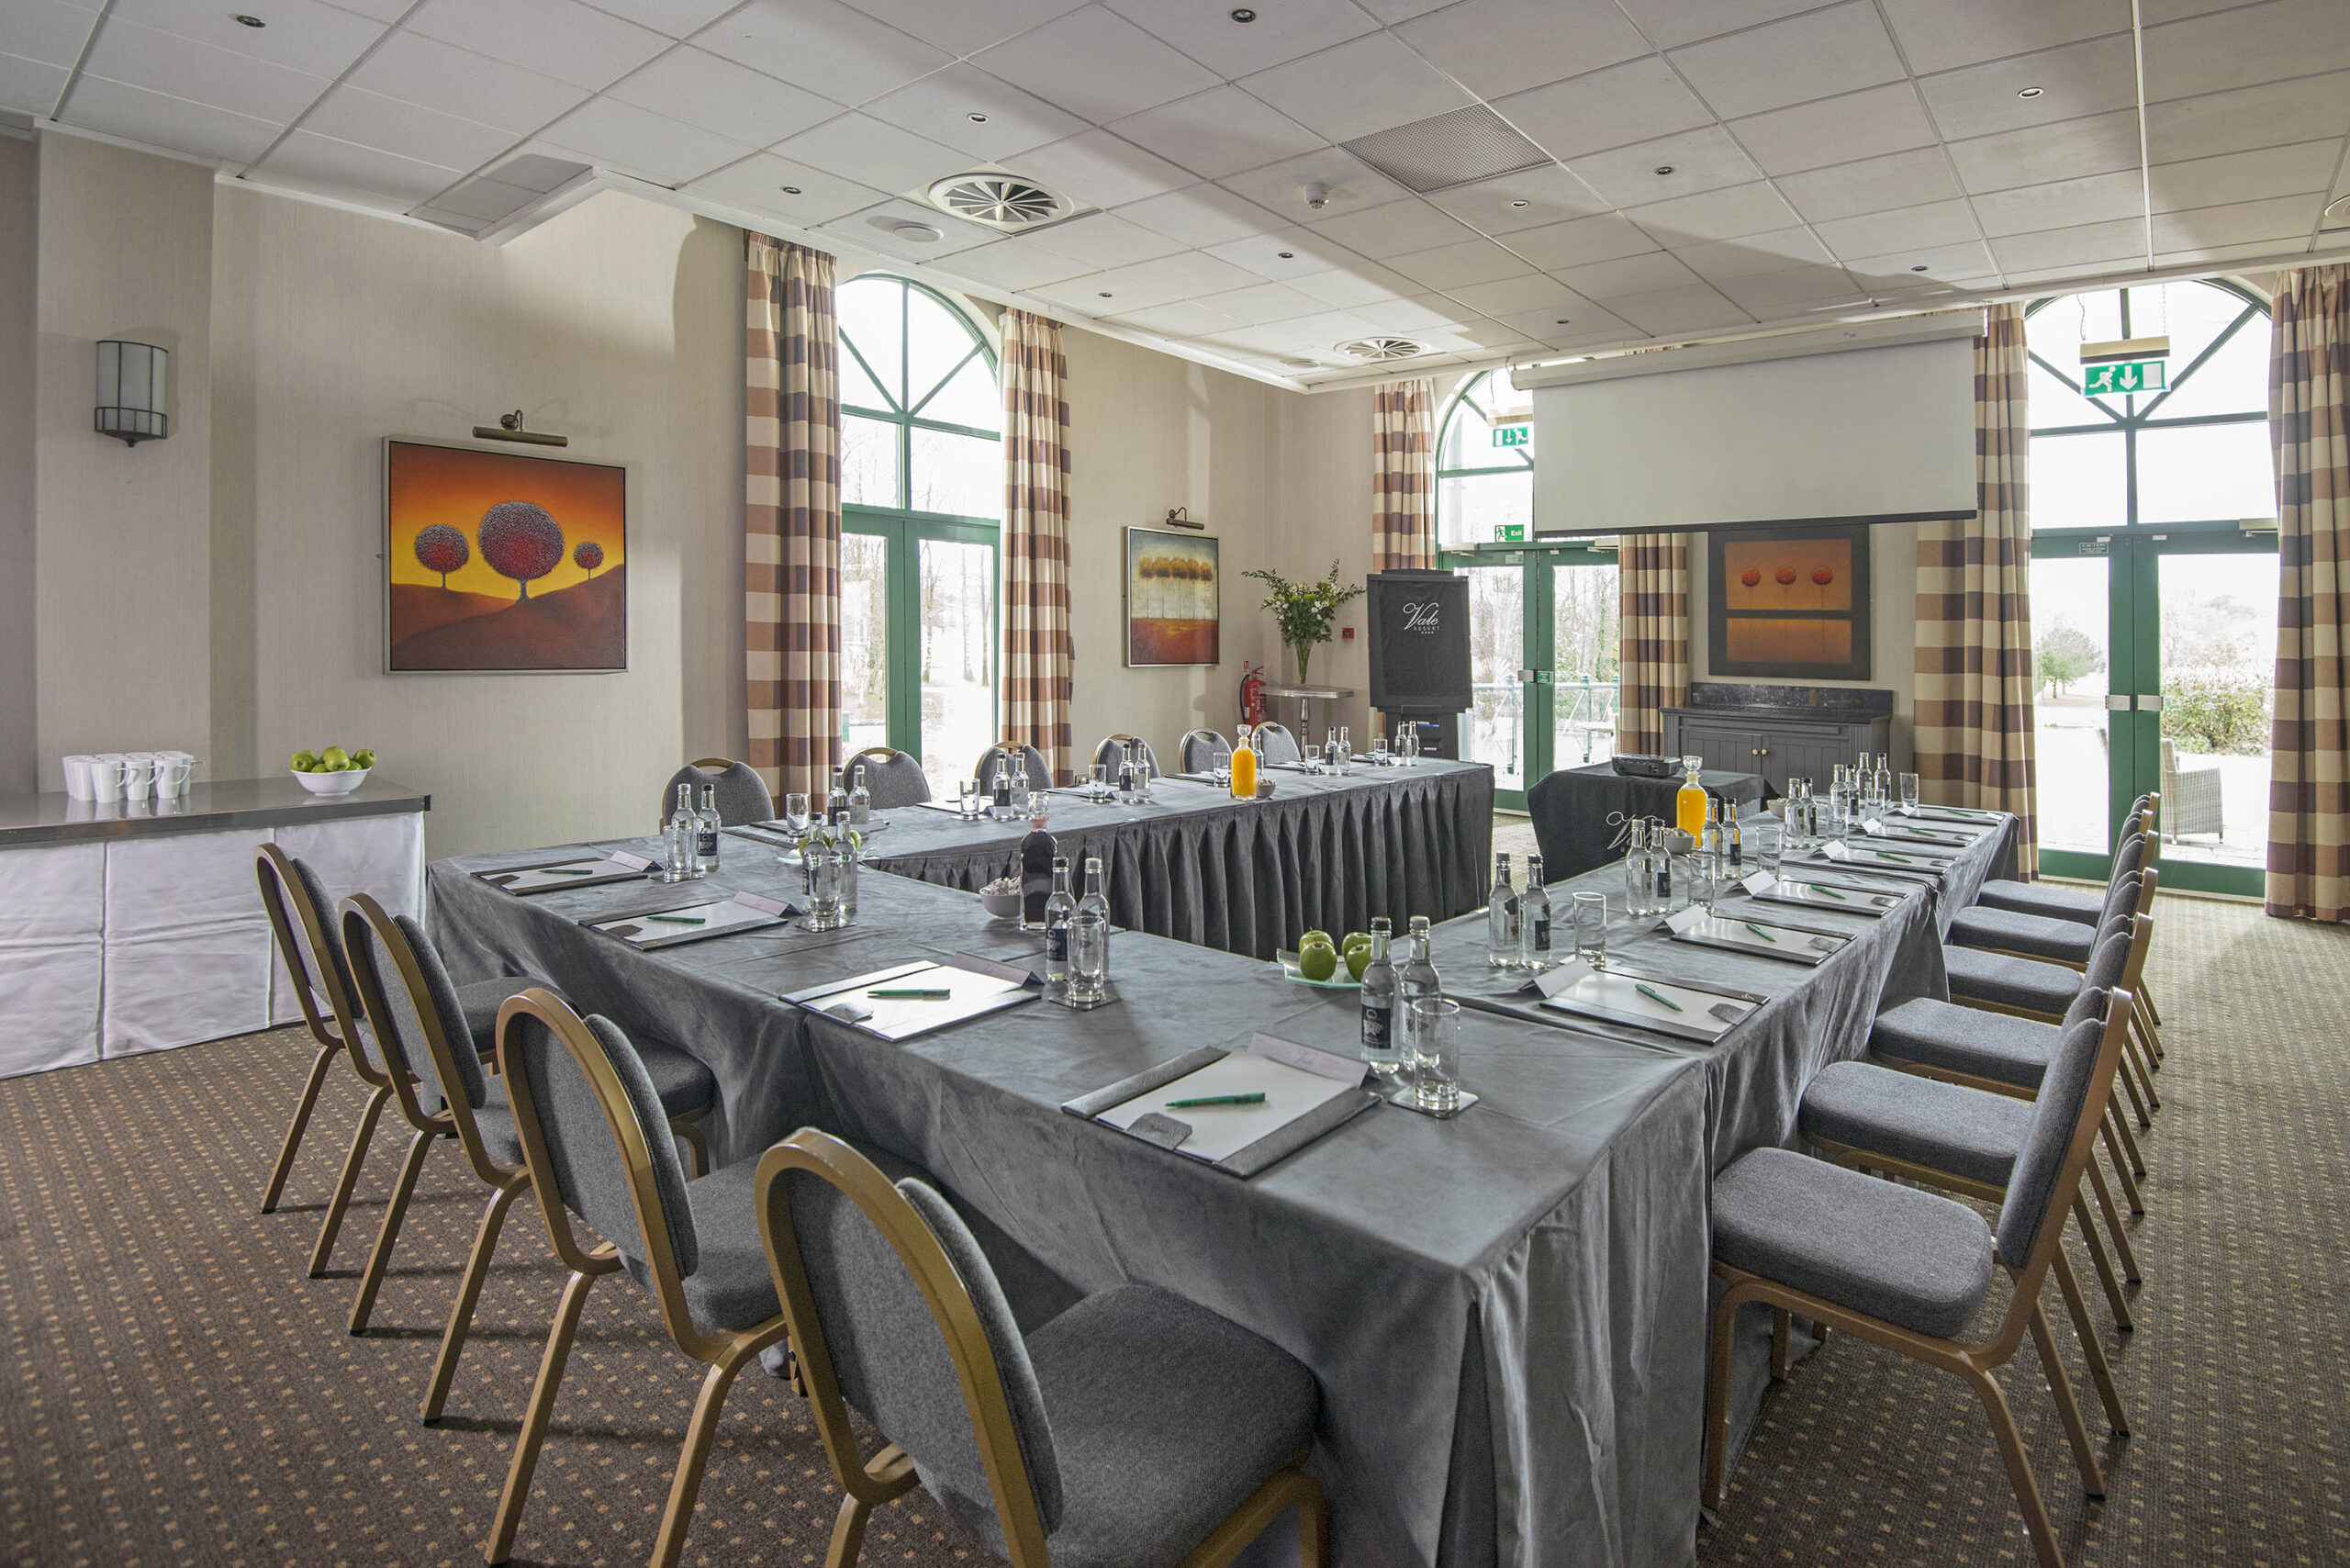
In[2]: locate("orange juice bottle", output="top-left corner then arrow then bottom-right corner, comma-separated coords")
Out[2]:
1231,725 -> 1259,800
1674,756 -> 1708,836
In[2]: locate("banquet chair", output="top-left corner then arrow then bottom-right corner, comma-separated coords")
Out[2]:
1705,991 -> 2133,1568
848,746 -> 934,807
660,757 -> 774,827
339,898 -> 718,1417
1178,728 -> 1231,775
487,991 -> 790,1568
1974,796 -> 2154,927
1249,722 -> 1302,765
977,742 -> 1053,792
755,1128 -> 1328,1568
1093,733 -> 1162,780
253,844 -> 538,1277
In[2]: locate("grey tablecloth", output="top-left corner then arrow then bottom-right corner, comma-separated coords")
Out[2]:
819,758 -> 1493,960
1526,765 -> 1777,881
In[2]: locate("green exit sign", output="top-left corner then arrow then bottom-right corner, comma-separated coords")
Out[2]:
1494,523 -> 1528,543
1491,424 -> 1530,447
2083,360 -> 2165,396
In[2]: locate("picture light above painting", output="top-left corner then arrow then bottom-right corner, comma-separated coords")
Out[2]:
383,438 -> 628,674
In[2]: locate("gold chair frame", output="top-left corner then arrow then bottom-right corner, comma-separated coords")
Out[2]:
755,1129 -> 1328,1568
1707,989 -> 2136,1568
487,990 -> 788,1568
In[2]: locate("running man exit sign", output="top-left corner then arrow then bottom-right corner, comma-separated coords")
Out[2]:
1491,424 -> 1530,447
2083,361 -> 2165,396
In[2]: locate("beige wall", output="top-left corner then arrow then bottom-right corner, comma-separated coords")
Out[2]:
0,133 -> 34,795
34,134 -> 216,778
1270,384 -> 1377,745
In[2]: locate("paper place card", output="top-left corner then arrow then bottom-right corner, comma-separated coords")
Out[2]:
946,951 -> 1046,986
610,849 -> 655,871
1519,958 -> 1591,998
1665,905 -> 1712,935
1247,1031 -> 1366,1085
1742,870 -> 1778,895
733,890 -> 799,917
1819,840 -> 1853,861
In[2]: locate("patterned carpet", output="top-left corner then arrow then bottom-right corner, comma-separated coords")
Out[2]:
1,887 -> 2341,1566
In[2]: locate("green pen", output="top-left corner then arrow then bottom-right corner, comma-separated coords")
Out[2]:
1634,982 -> 1684,1013
1742,920 -> 1780,944
648,913 -> 707,924
1873,849 -> 1914,862
538,867 -> 596,876
1165,1092 -> 1266,1108
867,986 -> 953,998
1806,883 -> 1849,901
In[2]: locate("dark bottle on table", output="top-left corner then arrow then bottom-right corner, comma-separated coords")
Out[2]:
1021,823 -> 1056,930
1653,817 -> 1673,906
1043,857 -> 1075,992
1726,808 -> 1743,874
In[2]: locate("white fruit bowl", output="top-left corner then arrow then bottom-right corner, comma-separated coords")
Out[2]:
293,766 -> 370,797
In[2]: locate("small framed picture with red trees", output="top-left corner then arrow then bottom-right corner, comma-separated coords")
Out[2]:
1707,523 -> 1873,681
383,438 -> 628,673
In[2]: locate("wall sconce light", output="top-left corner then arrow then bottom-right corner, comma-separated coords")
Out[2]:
1163,506 -> 1204,531
472,409 -> 567,447
95,341 -> 168,445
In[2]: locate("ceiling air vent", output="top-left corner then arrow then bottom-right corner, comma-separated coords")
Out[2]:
1342,106 -> 1548,194
1336,336 -> 1430,363
1280,355 -> 1322,368
926,172 -> 1076,233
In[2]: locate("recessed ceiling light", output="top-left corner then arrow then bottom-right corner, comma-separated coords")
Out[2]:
1098,291 -> 1113,297
1911,263 -> 1929,272
780,185 -> 801,195
1554,318 -> 1571,324
1276,250 -> 1294,258
890,220 -> 942,242
1653,164 -> 1675,176
968,112 -> 989,123
1231,6 -> 1257,20
1508,199 -> 1529,208
233,12 -> 264,24
2017,85 -> 2042,98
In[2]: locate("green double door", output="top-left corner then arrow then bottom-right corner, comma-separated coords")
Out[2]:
1446,544 -> 1621,811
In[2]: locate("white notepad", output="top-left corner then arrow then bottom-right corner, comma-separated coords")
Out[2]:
1096,1034 -> 1364,1163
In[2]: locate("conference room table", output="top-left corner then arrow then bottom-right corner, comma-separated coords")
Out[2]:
426,804 -> 2017,1568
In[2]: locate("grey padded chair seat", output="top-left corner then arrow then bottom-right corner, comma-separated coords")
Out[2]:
1711,1147 -> 1996,1339
1974,878 -> 2104,925
664,1158 -> 778,1334
461,1034 -> 711,1160
1943,947 -> 2086,1016
850,749 -> 933,808
1800,1061 -> 2035,1189
455,976 -> 543,1056
1870,998 -> 2056,1090
1948,904 -> 2097,963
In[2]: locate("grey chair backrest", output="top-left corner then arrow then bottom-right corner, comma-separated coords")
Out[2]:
660,759 -> 774,828
274,853 -> 358,1025
851,749 -> 933,808
507,1009 -> 699,1280
976,744 -> 1051,791
341,906 -> 487,1114
1178,729 -> 1231,774
2098,865 -> 2144,933
777,1166 -> 1064,1532
1995,994 -> 2113,1268
1251,722 -> 1302,765
2109,831 -> 2148,884
1092,734 -> 1160,779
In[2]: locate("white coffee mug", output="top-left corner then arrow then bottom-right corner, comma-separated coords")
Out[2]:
121,754 -> 158,801
62,756 -> 94,800
86,757 -> 126,802
154,756 -> 194,796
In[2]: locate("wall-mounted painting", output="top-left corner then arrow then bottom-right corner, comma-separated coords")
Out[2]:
1125,526 -> 1220,666
1708,524 -> 1873,681
384,438 -> 627,673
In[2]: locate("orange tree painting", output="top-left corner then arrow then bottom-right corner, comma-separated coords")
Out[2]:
385,440 -> 627,672
1707,524 -> 1873,681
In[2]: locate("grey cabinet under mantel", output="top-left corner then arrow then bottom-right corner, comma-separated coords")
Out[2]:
1662,683 -> 1893,795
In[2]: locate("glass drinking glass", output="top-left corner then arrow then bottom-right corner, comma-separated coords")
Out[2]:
1028,788 -> 1050,826
1572,890 -> 1607,969
958,778 -> 979,818
784,791 -> 811,834
802,836 -> 844,930
1901,772 -> 1921,812
1091,761 -> 1112,800
1754,818 -> 1783,875
1408,997 -> 1463,1114
1371,734 -> 1391,766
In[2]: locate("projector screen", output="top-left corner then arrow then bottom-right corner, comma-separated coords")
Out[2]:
1528,332 -> 1978,537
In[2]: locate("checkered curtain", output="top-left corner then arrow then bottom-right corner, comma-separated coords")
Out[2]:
1616,534 -> 1689,756
1914,300 -> 2039,874
1371,376 -> 1437,571
745,234 -> 842,803
2266,265 -> 2350,922
1001,308 -> 1075,785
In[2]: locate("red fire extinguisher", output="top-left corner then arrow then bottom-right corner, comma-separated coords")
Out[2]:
1239,662 -> 1267,727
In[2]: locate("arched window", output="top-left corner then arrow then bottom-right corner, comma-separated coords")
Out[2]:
834,275 -> 1001,797
1437,368 -> 1532,549
2022,278 -> 2275,894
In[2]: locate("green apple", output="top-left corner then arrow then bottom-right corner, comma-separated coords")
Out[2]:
1346,944 -> 1372,982
320,745 -> 351,767
352,748 -> 377,769
290,750 -> 319,772
1301,929 -> 1333,950
1298,944 -> 1338,981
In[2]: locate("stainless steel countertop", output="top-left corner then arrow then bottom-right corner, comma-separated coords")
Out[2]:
0,776 -> 431,847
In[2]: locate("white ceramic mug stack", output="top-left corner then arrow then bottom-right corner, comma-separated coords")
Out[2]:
59,750 -> 195,801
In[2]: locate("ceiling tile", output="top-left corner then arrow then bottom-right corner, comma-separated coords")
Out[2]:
1668,3 -> 1906,121
1880,0 -> 2132,75
1238,31 -> 1474,144
107,0 -> 385,75
1813,197 -> 1983,259
411,206 -> 491,235
2154,191 -> 2325,249
1614,0 -> 1829,49
822,196 -> 998,258
1040,248 -> 1263,311
1986,216 -> 2146,271
1392,0 -> 1649,102
696,0 -> 952,106
861,63 -> 1087,162
2143,0 -> 2350,103
1386,236 -> 1531,289
2154,239 -> 2317,268
608,49 -> 844,148
582,0 -> 737,36
84,19 -> 327,122
541,96 -> 757,184
1673,227 -> 1837,279
2149,140 -> 2343,211
1609,283 -> 1751,335
1012,128 -> 1192,207
1551,250 -> 1701,298
347,32 -> 589,136
1969,169 -> 2143,237
1425,163 -> 1608,235
1777,146 -> 1963,223
1113,183 -> 1284,247
1716,265 -> 1868,312
3,0 -> 99,67
1026,209 -> 1186,266
773,113 -> 972,196
1355,0 -> 1451,21
1839,239 -> 1998,283
1107,0 -> 1380,77
1107,298 -> 1243,336
934,235 -> 1098,292
1505,211 -> 1658,269
1489,56 -> 1712,162
683,151 -> 889,224
1344,292 -> 1461,332
1107,86 -> 1326,181
299,86 -> 519,172
405,0 -> 668,91
1946,108 -> 2142,193
834,0 -> 1091,56
1496,303 -> 1631,342
326,0 -> 412,18
1623,181 -> 1801,244
1568,128 -> 1764,207
1304,196 -> 1472,258
61,75 -> 282,162
255,129 -> 463,203
487,151 -> 590,191
1916,35 -> 2141,142
1205,223 -> 1371,278
1284,258 -> 1422,305
1189,280 -> 1331,325
1729,83 -> 1940,177
1440,272 -> 1590,317
1216,146 -> 1406,218
2143,72 -> 2350,163
973,6 -> 1221,125
0,52 -> 69,115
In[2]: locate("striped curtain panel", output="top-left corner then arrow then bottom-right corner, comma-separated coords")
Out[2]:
744,235 -> 842,803
2266,264 -> 2350,922
1914,300 -> 2039,874
1001,308 -> 1075,785
1616,533 -> 1689,755
1371,376 -> 1437,570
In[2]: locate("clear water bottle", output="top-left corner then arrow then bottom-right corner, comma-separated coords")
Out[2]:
695,782 -> 721,872
1519,854 -> 1552,970
848,764 -> 870,826
990,756 -> 1013,821
839,828 -> 860,922
1624,819 -> 1651,918
1358,916 -> 1401,1075
1043,856 -> 1075,994
827,766 -> 849,827
1725,802 -> 1743,877
1398,915 -> 1441,1064
1654,817 -> 1677,911
1486,852 -> 1520,969
665,783 -> 699,881
1336,725 -> 1351,775
1069,857 -> 1111,1002
1873,753 -> 1893,812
